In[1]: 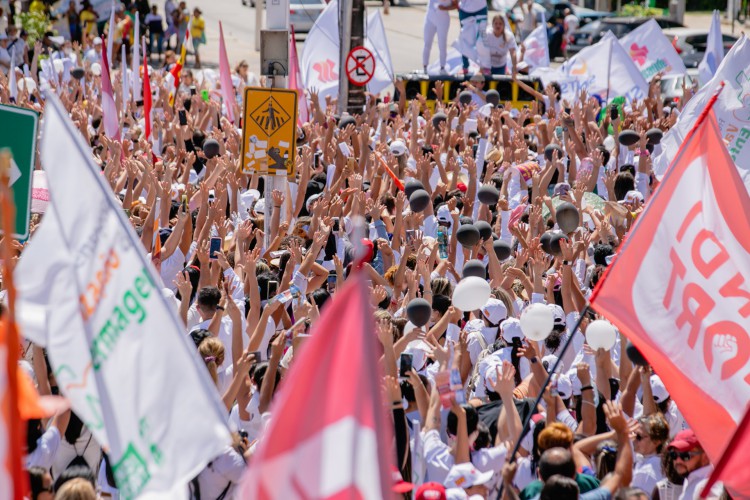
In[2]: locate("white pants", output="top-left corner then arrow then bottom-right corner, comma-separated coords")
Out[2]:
423,11 -> 450,68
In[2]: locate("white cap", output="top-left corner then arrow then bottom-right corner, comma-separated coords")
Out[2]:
93,36 -> 103,45
254,198 -> 266,215
403,339 -> 431,372
90,62 -> 102,76
239,189 -> 260,219
603,135 -> 616,153
500,317 -> 524,343
650,374 -> 669,404
444,463 -> 494,489
556,374 -> 573,400
482,298 -> 508,325
548,304 -> 566,328
389,140 -> 407,157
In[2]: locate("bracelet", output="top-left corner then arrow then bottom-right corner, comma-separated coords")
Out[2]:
530,356 -> 538,364
215,306 -> 225,311
562,260 -> 573,266
580,385 -> 593,392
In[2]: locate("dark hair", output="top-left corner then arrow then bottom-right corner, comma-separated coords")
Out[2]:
309,288 -> 331,310
596,145 -> 610,167
252,361 -> 281,391
540,475 -> 579,500
196,286 -> 221,309
473,421 -> 492,450
432,294 -> 451,316
64,412 -> 85,444
190,328 -> 212,349
257,271 -> 280,301
53,464 -> 96,493
619,164 -> 636,177
660,445 -> 686,485
614,488 -> 649,500
447,404 -> 479,437
28,466 -> 49,500
593,244 -> 614,267
510,337 -> 523,386
614,172 -> 635,201
27,419 -> 43,454
539,448 -> 576,481
595,439 -> 618,479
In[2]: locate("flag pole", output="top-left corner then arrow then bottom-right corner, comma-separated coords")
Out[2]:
496,304 -> 591,500
0,149 -> 27,500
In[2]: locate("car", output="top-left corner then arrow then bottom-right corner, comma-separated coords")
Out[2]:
566,19 -> 602,56
566,17 -> 684,56
244,0 -> 326,33
662,28 -> 739,68
539,0 -> 612,25
659,69 -> 700,106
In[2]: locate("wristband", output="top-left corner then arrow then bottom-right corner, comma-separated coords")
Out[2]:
530,356 -> 538,364
215,306 -> 225,311
562,260 -> 573,266
580,385 -> 594,392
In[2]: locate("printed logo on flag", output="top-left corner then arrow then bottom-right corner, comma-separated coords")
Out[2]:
570,61 -> 588,75
629,44 -> 648,65
732,70 -> 750,123
313,59 -> 338,83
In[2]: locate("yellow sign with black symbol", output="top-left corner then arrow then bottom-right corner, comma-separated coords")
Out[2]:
241,87 -> 298,178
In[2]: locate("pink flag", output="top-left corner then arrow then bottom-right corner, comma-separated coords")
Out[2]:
218,22 -> 235,124
143,51 -> 152,142
100,38 -> 120,140
289,26 -> 309,125
239,271 -> 393,499
591,85 -> 750,478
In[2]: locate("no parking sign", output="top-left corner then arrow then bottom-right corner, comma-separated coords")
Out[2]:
345,46 -> 375,87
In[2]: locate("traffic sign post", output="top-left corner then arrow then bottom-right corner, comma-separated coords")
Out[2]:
345,46 -> 375,87
241,87 -> 298,178
0,104 -> 39,239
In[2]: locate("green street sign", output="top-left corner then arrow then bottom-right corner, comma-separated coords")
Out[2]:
0,104 -> 39,239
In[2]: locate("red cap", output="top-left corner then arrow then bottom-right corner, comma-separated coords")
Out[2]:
391,465 -> 414,493
457,182 -> 468,193
415,482 -> 447,500
669,429 -> 700,452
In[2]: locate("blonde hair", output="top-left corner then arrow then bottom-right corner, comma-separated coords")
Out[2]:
431,277 -> 453,297
55,478 -> 96,500
199,337 -> 225,386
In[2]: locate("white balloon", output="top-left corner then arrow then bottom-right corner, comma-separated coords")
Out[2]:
586,320 -> 617,351
452,276 -> 491,312
520,303 -> 554,341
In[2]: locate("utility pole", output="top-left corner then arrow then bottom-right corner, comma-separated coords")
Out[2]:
347,0 -> 366,115
337,0 -> 352,115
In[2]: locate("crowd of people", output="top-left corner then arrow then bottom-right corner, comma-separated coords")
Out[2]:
0,0 -> 734,500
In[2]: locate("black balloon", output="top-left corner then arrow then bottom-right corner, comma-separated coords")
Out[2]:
475,220 -> 492,241
493,240 -> 512,261
463,260 -> 486,279
409,189 -> 430,213
406,299 -> 432,327
338,115 -> 356,129
71,67 -> 85,80
646,128 -> 663,145
458,91 -> 473,106
203,139 -> 221,159
549,232 -> 568,256
626,341 -> 649,366
485,89 -> 500,107
544,144 -> 563,162
432,112 -> 447,128
556,202 -> 580,233
456,224 -> 481,247
618,129 -> 640,147
404,179 -> 425,199
477,185 -> 500,205
540,232 -> 553,254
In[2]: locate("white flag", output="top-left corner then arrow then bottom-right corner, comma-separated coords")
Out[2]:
131,12 -> 141,102
619,18 -> 686,81
654,35 -> 750,187
106,0 -> 115,67
121,44 -> 129,114
551,31 -> 648,103
15,94 -> 230,499
699,10 -> 723,85
301,1 -> 397,104
522,23 -> 550,70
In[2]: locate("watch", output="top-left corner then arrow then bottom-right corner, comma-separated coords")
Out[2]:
562,260 -> 573,266
530,356 -> 538,364
216,306 -> 225,311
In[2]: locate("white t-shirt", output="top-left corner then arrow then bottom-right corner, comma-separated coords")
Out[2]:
422,429 -> 507,486
26,427 -> 60,470
459,0 -> 485,13
482,29 -> 517,68
632,454 -> 664,495
193,446 -> 246,499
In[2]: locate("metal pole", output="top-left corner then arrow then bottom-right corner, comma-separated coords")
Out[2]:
338,0 -> 353,114
255,1 -> 262,51
495,305 -> 591,500
347,0 -> 366,115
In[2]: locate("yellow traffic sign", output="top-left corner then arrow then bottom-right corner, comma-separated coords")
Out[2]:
241,87 -> 298,178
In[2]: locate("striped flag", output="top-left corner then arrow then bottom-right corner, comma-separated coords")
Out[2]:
168,23 -> 192,107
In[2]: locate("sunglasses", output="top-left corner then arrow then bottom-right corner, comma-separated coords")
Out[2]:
634,433 -> 648,442
669,450 -> 700,461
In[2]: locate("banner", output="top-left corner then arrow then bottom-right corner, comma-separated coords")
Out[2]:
590,94 -> 750,470
522,23 -> 550,71
653,36 -> 750,184
301,0 -> 396,104
15,95 -> 230,499
534,32 -> 647,103
619,18 -> 686,80
699,10 -> 723,85
239,271 -> 392,499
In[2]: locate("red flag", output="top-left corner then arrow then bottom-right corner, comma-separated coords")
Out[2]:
289,26 -> 309,125
591,84 -> 750,487
143,51 -> 152,142
701,402 -> 750,498
239,271 -> 393,499
100,37 -> 120,141
218,22 -> 235,124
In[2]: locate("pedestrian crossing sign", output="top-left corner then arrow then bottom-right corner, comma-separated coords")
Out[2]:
241,87 -> 298,178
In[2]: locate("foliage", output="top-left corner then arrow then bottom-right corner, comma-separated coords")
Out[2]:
17,11 -> 52,45
618,3 -> 667,17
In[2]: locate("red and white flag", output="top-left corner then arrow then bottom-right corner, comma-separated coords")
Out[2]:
591,86 -> 750,475
218,22 -> 235,124
701,402 -> 750,498
289,26 -> 309,125
100,37 -> 120,140
239,271 -> 393,499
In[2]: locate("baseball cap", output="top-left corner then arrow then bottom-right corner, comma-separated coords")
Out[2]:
305,192 -> 323,212
254,198 -> 266,215
93,36 -> 102,45
625,190 -> 644,204
650,374 -> 669,404
437,204 -> 452,224
548,304 -> 566,328
669,429 -> 699,452
500,317 -> 524,343
482,298 -> 508,325
390,140 -> 407,157
555,374 -> 573,400
392,465 -> 414,493
415,482 -> 447,500
444,463 -> 494,489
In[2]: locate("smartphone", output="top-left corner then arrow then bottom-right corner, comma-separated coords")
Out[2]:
267,280 -> 278,299
332,217 -> 340,232
178,109 -> 187,126
610,105 -> 618,120
190,86 -> 197,96
564,107 -> 572,115
209,237 -> 222,260
327,271 -> 337,291
406,229 -> 415,246
181,194 -> 188,212
399,353 -> 413,378
554,126 -> 563,140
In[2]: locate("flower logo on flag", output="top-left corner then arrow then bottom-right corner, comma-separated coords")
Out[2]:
732,70 -> 750,123
313,59 -> 338,84
629,43 -> 649,66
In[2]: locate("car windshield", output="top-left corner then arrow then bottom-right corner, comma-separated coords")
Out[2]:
290,0 -> 322,5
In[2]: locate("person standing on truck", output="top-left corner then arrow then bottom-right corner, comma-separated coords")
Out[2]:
422,0 -> 455,74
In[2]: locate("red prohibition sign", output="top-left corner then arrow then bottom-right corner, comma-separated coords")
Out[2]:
345,46 -> 375,87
